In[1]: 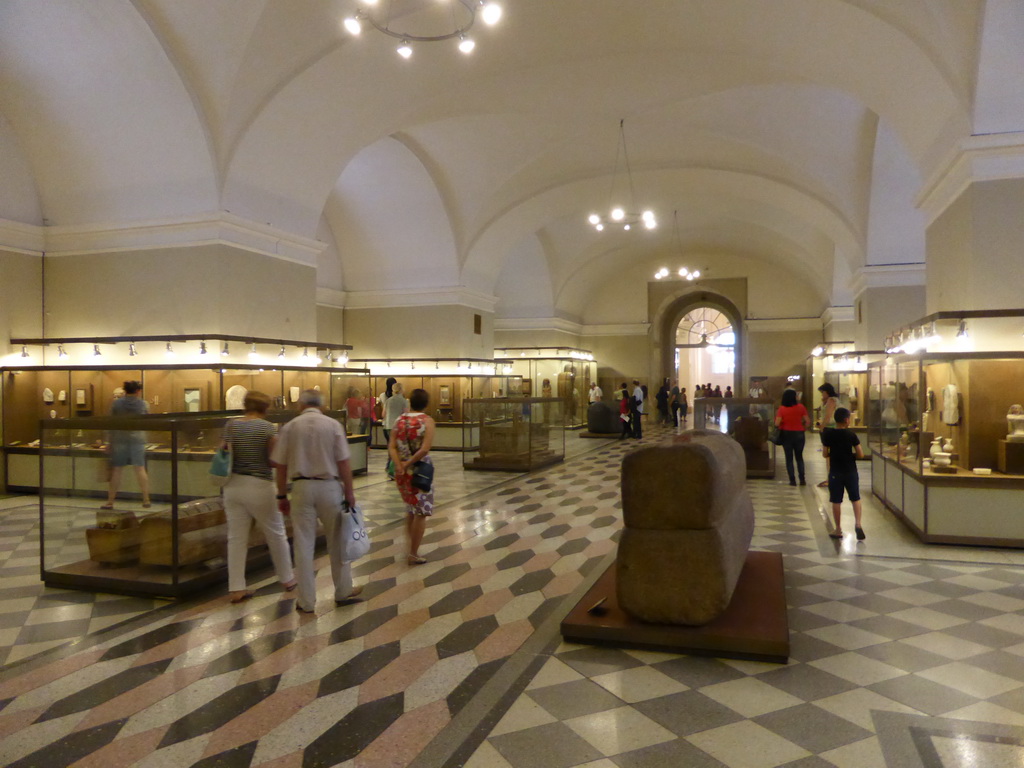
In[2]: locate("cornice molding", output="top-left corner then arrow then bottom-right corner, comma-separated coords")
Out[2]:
917,132 -> 1024,223
0,219 -> 45,254
315,288 -> 347,308
822,306 -> 855,326
851,263 -> 926,297
345,287 -> 499,313
494,316 -> 584,335
745,317 -> 821,332
0,213 -> 326,265
494,318 -> 651,337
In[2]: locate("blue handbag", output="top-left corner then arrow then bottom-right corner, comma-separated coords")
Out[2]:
209,447 -> 231,487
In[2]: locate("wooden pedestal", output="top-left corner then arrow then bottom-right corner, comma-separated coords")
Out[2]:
561,551 -> 789,663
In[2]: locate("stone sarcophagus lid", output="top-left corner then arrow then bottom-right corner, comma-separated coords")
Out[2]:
587,401 -> 623,435
617,430 -> 755,625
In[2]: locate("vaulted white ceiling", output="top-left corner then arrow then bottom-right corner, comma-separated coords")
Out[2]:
1,0 -> 1016,324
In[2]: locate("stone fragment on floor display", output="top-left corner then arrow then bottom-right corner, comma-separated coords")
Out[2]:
617,430 -> 754,625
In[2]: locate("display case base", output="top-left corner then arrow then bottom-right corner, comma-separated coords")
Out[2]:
578,431 -> 623,439
998,440 -> 1024,474
561,551 -> 788,663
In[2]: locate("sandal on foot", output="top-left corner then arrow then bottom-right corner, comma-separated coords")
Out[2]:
828,532 -> 844,539
230,591 -> 254,604
855,526 -> 866,540
282,580 -> 298,592
100,502 -> 114,509
335,586 -> 364,606
408,555 -> 427,565
817,480 -> 829,488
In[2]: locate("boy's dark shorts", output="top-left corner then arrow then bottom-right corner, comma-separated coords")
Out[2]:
828,470 -> 860,504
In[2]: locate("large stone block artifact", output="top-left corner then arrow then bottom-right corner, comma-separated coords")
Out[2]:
617,430 -> 755,625
587,401 -> 623,435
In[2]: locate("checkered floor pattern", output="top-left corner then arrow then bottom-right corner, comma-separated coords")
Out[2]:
3,426 -> 1024,767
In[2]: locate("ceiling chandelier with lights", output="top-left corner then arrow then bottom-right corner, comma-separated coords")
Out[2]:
587,119 -> 656,232
343,0 -> 503,58
653,211 -> 702,281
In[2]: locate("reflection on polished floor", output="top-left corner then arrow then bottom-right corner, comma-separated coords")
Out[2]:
2,423 -> 1024,767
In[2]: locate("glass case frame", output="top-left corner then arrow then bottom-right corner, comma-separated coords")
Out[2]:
462,397 -> 566,471
1,363 -> 371,491
38,411 -> 367,597
693,397 -> 777,478
366,373 -> 521,450
868,350 -> 1024,547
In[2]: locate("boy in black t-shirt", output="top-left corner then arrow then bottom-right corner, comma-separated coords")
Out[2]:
821,407 -> 865,541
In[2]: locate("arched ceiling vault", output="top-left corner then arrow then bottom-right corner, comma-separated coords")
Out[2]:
0,0 -> 988,317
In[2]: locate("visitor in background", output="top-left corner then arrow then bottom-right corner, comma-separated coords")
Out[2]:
724,386 -> 734,398
680,387 -> 689,424
588,381 -> 603,403
619,384 -> 631,439
655,378 -> 670,425
631,380 -> 644,439
273,389 -> 361,613
817,382 -> 839,487
383,382 -> 409,479
389,388 -> 436,564
774,387 -> 810,486
376,376 -> 397,430
822,407 -> 865,540
222,391 -> 295,603
346,387 -> 369,435
670,379 -> 681,426
103,380 -> 151,509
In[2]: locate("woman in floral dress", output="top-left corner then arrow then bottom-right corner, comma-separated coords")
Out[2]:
388,388 -> 436,564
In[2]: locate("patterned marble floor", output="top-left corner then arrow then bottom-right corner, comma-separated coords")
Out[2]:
3,425 -> 1024,767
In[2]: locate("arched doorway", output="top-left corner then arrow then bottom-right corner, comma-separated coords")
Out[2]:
675,307 -> 736,396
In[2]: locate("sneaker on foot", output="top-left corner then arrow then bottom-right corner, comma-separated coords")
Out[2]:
855,526 -> 866,540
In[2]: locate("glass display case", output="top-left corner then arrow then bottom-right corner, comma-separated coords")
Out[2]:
38,411 -> 367,597
367,373 -> 520,450
807,350 -> 882,430
868,351 -> 1024,546
1,364 -> 371,490
494,349 -> 596,430
462,397 -> 566,471
693,397 -> 776,478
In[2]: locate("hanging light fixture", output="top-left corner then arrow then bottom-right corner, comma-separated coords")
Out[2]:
343,0 -> 502,59
339,352 -> 349,366
165,342 -> 175,357
57,344 -> 68,359
248,342 -> 259,359
652,212 -> 702,280
93,344 -> 102,357
587,119 -> 656,233
278,345 -> 286,358
221,342 -> 230,356
199,340 -> 208,355
128,342 -> 138,357
20,345 -> 30,358
957,319 -> 969,339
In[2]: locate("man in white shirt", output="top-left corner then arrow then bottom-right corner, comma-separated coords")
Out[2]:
588,382 -> 603,403
273,390 -> 361,613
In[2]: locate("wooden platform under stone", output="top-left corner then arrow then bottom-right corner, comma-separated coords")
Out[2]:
578,431 -> 625,439
561,550 -> 789,662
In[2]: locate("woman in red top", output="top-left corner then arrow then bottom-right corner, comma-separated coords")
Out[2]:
619,384 -> 631,440
775,388 -> 811,486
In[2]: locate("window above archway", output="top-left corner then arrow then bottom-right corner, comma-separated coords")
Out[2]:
676,307 -> 735,347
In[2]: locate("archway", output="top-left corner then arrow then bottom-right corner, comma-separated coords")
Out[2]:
675,306 -> 736,398
656,290 -> 743,398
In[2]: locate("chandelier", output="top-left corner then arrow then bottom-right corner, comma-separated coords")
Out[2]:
587,119 -> 656,232
653,211 -> 701,281
343,0 -> 503,58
